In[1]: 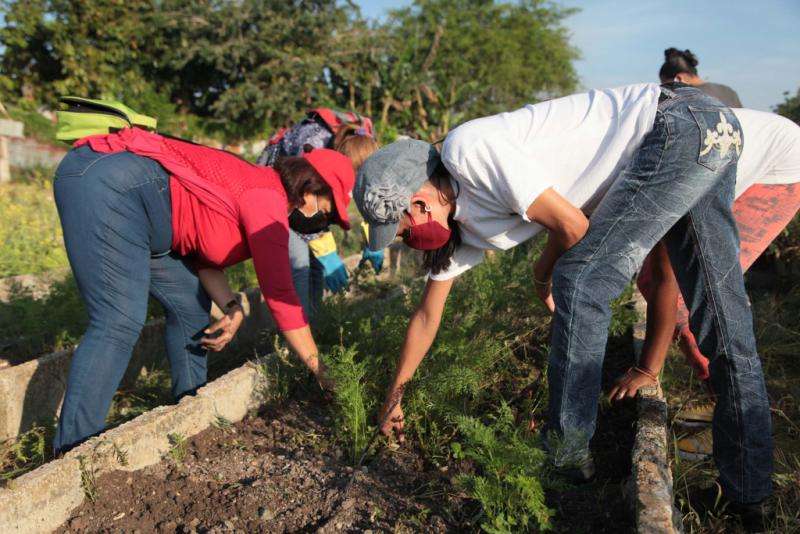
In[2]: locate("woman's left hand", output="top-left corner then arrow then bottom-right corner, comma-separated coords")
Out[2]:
608,367 -> 657,401
201,308 -> 244,352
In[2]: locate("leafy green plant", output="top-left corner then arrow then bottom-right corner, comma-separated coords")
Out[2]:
452,403 -> 553,533
166,432 -> 187,469
77,453 -> 98,502
0,421 -> 52,481
324,342 -> 372,464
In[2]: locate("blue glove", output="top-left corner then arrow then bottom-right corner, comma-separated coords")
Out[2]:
360,246 -> 385,273
315,251 -> 349,293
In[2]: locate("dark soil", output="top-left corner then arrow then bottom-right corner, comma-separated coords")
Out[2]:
58,333 -> 637,534
58,398 -> 457,534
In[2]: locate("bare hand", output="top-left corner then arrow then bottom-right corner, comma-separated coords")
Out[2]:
378,395 -> 406,443
200,309 -> 244,351
535,280 -> 555,313
608,368 -> 657,402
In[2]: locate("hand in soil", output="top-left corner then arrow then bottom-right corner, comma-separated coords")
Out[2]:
608,367 -> 656,401
378,397 -> 405,443
201,309 -> 244,351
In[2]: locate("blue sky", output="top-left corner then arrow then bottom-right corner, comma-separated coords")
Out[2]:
354,0 -> 800,112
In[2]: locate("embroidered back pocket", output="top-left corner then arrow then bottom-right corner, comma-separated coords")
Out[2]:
688,107 -> 742,172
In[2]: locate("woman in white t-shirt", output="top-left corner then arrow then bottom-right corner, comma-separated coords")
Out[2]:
354,83 -> 800,524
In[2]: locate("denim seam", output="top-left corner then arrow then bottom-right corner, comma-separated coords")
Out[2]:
55,150 -> 117,179
558,118 -> 670,436
686,203 -> 746,501
148,282 -> 196,388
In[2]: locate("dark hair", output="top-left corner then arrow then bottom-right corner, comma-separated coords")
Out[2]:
421,162 -> 461,275
275,156 -> 333,208
658,48 -> 699,81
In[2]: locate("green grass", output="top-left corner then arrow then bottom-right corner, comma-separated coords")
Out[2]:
0,179 -> 67,278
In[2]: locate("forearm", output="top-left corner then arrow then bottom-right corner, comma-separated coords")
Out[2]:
389,309 -> 442,394
639,243 -> 680,375
388,279 -> 452,397
282,326 -> 321,376
198,267 -> 237,309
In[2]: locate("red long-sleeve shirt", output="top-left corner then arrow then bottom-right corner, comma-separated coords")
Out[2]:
76,129 -> 307,331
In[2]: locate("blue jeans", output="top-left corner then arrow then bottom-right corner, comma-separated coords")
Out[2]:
287,229 -> 324,321
53,146 -> 211,452
547,86 -> 773,503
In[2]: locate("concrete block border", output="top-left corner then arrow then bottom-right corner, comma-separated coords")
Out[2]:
630,291 -> 683,534
0,358 -> 270,533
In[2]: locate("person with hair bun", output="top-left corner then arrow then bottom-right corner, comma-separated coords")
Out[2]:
356,82 -> 800,529
257,110 -> 381,320
659,47 -> 742,107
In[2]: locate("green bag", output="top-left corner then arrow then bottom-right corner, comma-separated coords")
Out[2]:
56,96 -> 157,142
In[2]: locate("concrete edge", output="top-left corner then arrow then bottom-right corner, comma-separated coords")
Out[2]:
0,357 -> 270,534
630,290 -> 683,534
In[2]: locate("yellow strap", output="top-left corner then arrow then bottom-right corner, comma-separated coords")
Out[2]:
308,231 -> 337,257
361,221 -> 370,242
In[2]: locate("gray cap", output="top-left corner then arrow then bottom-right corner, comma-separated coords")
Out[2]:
354,139 -> 441,251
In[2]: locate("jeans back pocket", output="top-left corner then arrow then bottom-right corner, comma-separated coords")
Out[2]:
688,107 -> 742,172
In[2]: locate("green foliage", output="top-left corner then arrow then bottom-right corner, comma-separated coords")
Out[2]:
0,179 -> 67,277
107,369 -> 173,427
77,453 -> 98,502
452,403 -> 553,533
0,421 -> 52,481
1,0 -> 579,142
774,88 -> 800,125
324,341 -> 372,464
166,432 -> 187,469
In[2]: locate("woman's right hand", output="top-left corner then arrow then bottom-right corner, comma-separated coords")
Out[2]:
608,367 -> 658,401
379,394 -> 406,443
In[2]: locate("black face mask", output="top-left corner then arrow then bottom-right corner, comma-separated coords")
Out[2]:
288,197 -> 329,235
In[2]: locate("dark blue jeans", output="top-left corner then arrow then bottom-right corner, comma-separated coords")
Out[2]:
53,146 -> 211,452
547,86 -> 773,503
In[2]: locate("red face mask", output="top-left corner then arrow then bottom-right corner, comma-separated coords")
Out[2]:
403,209 -> 452,250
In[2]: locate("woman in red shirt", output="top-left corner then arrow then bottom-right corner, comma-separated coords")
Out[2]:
52,127 -> 354,452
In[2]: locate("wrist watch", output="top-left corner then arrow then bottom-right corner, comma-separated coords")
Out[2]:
224,298 -> 242,314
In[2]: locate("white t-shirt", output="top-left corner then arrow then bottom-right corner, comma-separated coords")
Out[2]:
432,85 -> 800,281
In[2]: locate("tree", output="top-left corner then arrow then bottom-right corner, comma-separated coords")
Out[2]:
328,0 -> 580,140
0,0 -> 155,106
141,0 -> 349,141
774,89 -> 800,125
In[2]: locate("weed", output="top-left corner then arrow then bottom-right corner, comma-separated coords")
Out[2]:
452,402 -> 553,533
77,454 -> 97,503
110,441 -> 129,467
211,415 -> 233,433
166,432 -> 187,469
0,421 -> 53,481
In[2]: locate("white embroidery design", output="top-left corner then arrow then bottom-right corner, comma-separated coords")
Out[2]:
699,112 -> 742,158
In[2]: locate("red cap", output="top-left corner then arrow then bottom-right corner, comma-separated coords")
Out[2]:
302,149 -> 355,230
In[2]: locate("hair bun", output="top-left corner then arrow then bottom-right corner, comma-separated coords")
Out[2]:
682,49 -> 699,68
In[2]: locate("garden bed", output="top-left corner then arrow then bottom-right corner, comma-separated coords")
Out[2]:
57,330 -> 639,534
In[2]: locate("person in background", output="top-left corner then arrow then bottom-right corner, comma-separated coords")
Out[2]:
609,49 -> 800,465
258,109 -> 381,320
356,83 -> 800,530
659,47 -> 742,107
53,126 -> 355,453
